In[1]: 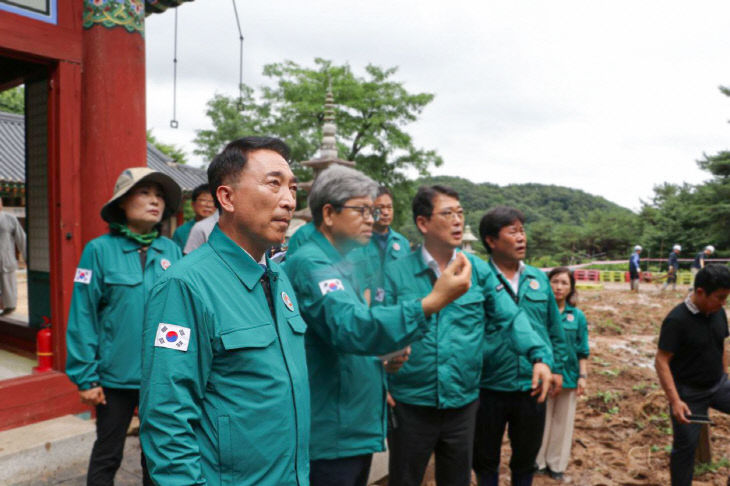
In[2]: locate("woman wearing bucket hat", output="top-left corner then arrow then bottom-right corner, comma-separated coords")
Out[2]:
65,167 -> 182,485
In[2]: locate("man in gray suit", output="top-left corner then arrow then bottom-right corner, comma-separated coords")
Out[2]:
0,199 -> 26,314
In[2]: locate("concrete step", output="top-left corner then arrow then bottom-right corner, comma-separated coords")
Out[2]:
0,414 -> 388,485
0,415 -> 95,485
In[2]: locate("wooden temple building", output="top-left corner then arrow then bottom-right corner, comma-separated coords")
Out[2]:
0,0 -> 192,432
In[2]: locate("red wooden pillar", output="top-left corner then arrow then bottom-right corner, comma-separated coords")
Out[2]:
49,60 -> 83,370
81,16 -> 147,242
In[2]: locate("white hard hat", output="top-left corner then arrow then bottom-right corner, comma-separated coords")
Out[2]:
634,245 -> 643,251
705,245 -> 715,253
673,244 -> 682,251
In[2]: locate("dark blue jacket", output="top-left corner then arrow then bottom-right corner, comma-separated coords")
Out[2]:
668,252 -> 679,271
629,252 -> 641,273
692,252 -> 705,270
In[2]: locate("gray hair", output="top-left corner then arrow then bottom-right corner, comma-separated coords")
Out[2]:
308,165 -> 379,227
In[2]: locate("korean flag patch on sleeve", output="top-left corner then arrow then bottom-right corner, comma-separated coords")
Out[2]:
74,268 -> 93,284
154,323 -> 191,352
318,278 -> 345,295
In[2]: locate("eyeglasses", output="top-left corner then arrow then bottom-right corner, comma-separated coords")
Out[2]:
339,205 -> 381,222
434,209 -> 464,220
195,198 -> 216,207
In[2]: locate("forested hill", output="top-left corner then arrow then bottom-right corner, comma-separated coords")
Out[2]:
394,176 -> 637,264
417,176 -> 632,224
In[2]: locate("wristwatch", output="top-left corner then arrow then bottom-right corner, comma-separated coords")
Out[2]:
532,357 -> 543,364
578,374 -> 587,379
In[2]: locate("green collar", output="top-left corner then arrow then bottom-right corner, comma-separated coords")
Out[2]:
112,231 -> 165,255
312,229 -> 347,264
412,247 -> 430,276
110,223 -> 159,246
208,225 -> 271,290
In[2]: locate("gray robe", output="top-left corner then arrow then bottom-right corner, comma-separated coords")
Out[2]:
0,212 -> 26,273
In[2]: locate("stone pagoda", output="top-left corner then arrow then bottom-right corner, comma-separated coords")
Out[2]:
292,86 -> 356,222
462,225 -> 479,253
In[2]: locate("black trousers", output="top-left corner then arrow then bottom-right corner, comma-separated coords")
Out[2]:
310,454 -> 373,486
87,387 -> 152,486
472,389 -> 546,482
670,375 -> 730,486
387,399 -> 478,486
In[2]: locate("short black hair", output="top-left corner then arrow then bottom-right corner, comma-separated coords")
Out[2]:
694,264 -> 730,295
478,206 -> 525,254
207,136 -> 291,209
411,185 -> 460,227
191,183 -> 210,202
376,186 -> 392,199
548,266 -> 577,306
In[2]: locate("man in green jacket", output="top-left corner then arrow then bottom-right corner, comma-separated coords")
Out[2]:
286,220 -> 315,256
292,187 -> 408,303
384,186 -> 553,486
473,206 -> 568,486
139,137 -> 309,486
356,186 -> 411,305
285,165 -> 473,486
171,183 -> 215,250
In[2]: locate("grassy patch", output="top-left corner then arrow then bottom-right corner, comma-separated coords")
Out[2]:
694,456 -> 730,476
598,368 -> 621,377
650,444 -> 672,453
595,318 -> 623,335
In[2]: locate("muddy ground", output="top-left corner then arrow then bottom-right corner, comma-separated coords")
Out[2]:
409,283 -> 730,485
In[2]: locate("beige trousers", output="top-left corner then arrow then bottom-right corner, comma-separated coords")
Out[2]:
536,388 -> 578,473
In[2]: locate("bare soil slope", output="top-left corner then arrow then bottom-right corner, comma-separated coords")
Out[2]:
389,285 -> 730,485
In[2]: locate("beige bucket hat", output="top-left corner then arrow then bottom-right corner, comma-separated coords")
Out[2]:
101,167 -> 182,223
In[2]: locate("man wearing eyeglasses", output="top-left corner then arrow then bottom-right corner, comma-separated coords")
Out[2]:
284,166 -> 474,486
383,187 -> 553,486
352,186 -> 411,305
172,184 -> 216,251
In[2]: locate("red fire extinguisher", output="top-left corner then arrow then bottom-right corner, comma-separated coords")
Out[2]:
33,316 -> 53,373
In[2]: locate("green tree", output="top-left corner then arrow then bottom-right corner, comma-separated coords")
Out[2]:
637,85 -> 730,259
693,151 -> 730,250
0,86 -> 24,114
147,130 -> 188,164
193,59 -> 442,225
693,86 -> 730,251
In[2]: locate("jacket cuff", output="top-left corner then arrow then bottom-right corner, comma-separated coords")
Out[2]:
78,380 -> 101,391
529,349 -> 554,370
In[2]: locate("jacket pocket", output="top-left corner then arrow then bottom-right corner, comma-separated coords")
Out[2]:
287,315 -> 307,334
104,272 -> 142,286
218,415 -> 232,485
102,272 -> 143,314
523,289 -> 547,303
220,325 -> 277,350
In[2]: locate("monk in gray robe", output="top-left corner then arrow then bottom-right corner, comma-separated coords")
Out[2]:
0,199 -> 26,314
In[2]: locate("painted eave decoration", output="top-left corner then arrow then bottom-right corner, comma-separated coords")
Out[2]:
83,0 -> 193,35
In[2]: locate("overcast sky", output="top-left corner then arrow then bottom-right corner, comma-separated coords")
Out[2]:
145,1 -> 730,210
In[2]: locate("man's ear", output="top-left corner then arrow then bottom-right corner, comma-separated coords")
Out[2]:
216,185 -> 235,213
322,204 -> 336,227
415,215 -> 429,235
484,235 -> 497,252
